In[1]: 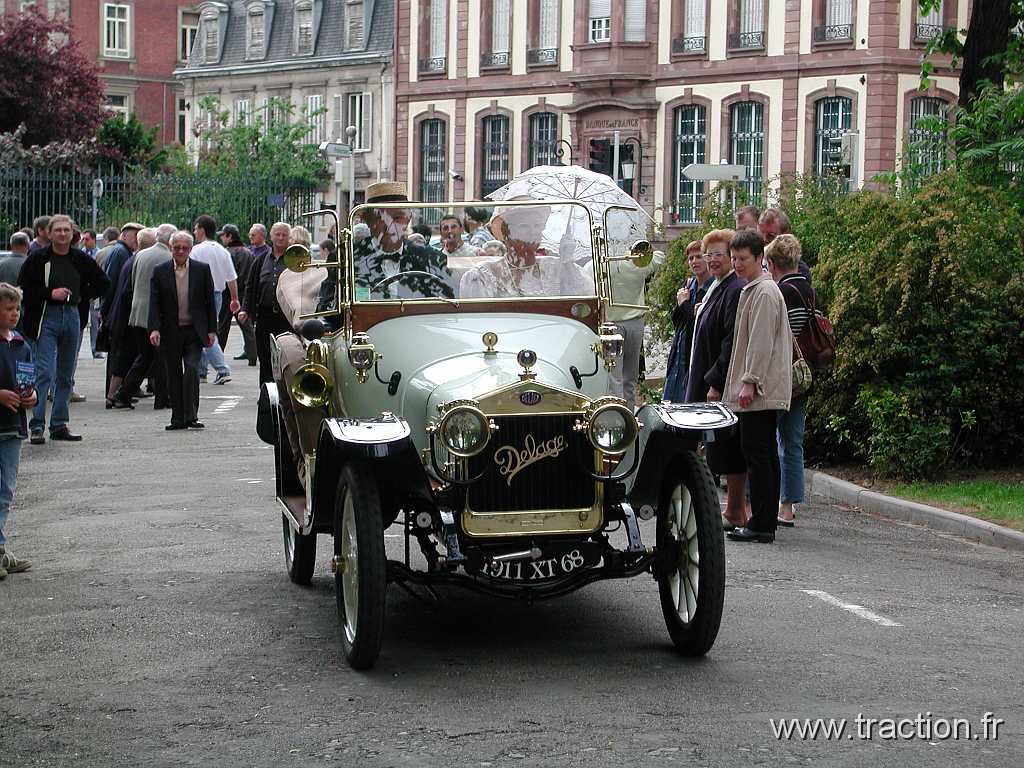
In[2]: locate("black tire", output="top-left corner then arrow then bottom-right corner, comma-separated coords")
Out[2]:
334,461 -> 387,670
655,449 -> 725,656
282,513 -> 317,585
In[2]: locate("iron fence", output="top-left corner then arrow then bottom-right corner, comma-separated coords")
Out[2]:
0,165 -> 319,246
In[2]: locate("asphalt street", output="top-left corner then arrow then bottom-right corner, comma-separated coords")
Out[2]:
2,336 -> 1022,767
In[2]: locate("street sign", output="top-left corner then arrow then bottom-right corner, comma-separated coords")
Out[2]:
682,163 -> 748,181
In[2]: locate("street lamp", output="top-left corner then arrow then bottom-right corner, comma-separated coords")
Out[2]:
620,136 -> 645,196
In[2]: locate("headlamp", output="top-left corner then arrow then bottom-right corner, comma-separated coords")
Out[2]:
581,397 -> 638,455
438,403 -> 492,457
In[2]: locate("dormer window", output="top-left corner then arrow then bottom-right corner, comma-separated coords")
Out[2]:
198,2 -> 229,64
296,1 -> 314,55
248,7 -> 264,55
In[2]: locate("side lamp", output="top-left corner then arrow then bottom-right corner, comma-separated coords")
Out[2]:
593,322 -> 624,371
348,332 -> 377,383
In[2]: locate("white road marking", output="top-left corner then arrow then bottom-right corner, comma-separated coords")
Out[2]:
206,395 -> 242,415
200,395 -> 245,399
801,589 -> 902,627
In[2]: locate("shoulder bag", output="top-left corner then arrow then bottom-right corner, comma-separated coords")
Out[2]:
796,289 -> 837,369
791,335 -> 813,398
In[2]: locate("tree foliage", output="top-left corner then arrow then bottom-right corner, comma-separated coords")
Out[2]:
96,113 -> 167,172
193,95 -> 330,185
0,8 -> 106,146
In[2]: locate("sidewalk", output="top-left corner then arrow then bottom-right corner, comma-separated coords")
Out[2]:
807,470 -> 1024,553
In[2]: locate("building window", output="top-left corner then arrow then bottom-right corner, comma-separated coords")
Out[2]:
420,0 -> 447,72
813,96 -> 852,178
673,0 -> 707,54
528,112 -> 559,169
419,118 -> 447,225
106,94 -> 130,118
490,0 -> 511,66
671,104 -> 706,225
103,4 -> 130,58
203,16 -> 219,62
346,0 -> 364,49
908,96 -> 948,176
729,100 -> 764,204
177,97 -> 188,144
815,0 -> 853,42
589,0 -> 611,43
296,1 -> 314,55
20,2 -> 38,11
624,0 -> 646,42
480,115 -> 510,197
247,7 -> 265,57
347,92 -> 372,151
916,0 -> 944,41
180,11 -> 199,62
529,0 -> 560,64
730,0 -> 764,50
305,94 -> 325,143
235,97 -> 251,127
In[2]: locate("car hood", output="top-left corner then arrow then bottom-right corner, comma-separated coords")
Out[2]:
352,313 -> 607,444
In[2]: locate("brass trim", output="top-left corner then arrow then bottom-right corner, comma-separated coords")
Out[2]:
461,483 -> 604,538
474,379 -> 592,416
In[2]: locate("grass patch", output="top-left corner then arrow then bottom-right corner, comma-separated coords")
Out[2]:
888,480 -> 1024,531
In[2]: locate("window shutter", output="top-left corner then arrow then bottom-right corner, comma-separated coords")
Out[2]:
492,0 -> 510,53
684,0 -> 705,38
624,0 -> 646,41
348,4 -> 364,48
740,0 -> 763,34
430,0 -> 447,59
589,0 -> 611,20
360,92 -> 372,151
539,0 -> 558,48
332,94 -> 343,139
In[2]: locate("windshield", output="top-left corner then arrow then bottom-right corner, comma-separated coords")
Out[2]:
344,201 -> 598,303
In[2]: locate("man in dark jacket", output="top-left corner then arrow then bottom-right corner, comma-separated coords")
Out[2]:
237,221 -> 295,386
17,214 -> 109,443
148,231 -> 217,431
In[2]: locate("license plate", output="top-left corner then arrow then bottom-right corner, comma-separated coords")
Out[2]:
478,544 -> 600,582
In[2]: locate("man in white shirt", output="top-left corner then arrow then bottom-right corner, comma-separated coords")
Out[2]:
190,215 -> 240,384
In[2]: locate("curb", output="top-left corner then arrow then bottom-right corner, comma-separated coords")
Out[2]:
806,470 -> 1024,553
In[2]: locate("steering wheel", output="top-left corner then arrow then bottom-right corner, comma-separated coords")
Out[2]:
371,271 -> 457,305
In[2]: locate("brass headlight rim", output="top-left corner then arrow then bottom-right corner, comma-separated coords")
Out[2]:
586,399 -> 638,455
438,403 -> 492,458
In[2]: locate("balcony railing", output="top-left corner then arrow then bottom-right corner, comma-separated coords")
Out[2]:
418,56 -> 446,73
480,51 -> 510,69
915,23 -> 948,41
671,36 -> 706,55
813,24 -> 853,43
527,47 -> 558,66
727,31 -> 765,50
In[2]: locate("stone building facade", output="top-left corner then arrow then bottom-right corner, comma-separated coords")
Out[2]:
174,0 -> 396,210
394,0 -> 968,235
7,0 -> 197,146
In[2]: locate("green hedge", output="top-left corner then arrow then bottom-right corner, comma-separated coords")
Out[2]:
651,172 -> 1024,479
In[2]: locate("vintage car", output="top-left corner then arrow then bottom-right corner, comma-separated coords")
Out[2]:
257,199 -> 736,669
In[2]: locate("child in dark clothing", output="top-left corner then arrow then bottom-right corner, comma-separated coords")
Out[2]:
0,283 -> 36,578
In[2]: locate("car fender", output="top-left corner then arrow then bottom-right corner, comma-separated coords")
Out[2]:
626,403 -> 737,513
256,381 -> 280,445
308,412 -> 432,532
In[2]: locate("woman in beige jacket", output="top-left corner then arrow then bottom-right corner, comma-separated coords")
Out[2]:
722,230 -> 793,543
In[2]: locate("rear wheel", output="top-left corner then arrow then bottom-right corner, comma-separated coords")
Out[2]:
334,462 -> 387,670
656,450 -> 725,656
282,513 -> 316,585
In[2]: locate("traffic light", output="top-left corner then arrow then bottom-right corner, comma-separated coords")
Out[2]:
588,138 -> 611,176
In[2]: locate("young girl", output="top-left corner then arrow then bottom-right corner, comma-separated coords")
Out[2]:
0,283 -> 37,578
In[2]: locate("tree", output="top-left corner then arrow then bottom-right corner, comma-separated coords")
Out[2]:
96,113 -> 166,171
920,0 -> 1023,107
0,7 -> 106,146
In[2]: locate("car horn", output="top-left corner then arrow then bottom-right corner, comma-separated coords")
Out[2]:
290,340 -> 334,408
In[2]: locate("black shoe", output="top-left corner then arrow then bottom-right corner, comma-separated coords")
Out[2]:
165,423 -> 187,431
233,353 -> 248,360
727,526 -> 775,544
248,359 -> 257,366
136,391 -> 154,399
29,430 -> 45,445
50,427 -> 83,442
187,420 -> 205,429
154,403 -> 169,411
111,399 -> 135,410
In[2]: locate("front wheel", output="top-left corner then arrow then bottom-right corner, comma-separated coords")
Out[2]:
656,450 -> 725,656
334,461 -> 387,670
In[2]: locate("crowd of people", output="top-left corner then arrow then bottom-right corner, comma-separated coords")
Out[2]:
661,204 -> 814,544
0,190 -> 814,578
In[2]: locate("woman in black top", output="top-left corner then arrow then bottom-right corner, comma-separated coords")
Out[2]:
766,234 -> 814,526
686,228 -> 749,528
